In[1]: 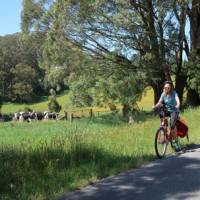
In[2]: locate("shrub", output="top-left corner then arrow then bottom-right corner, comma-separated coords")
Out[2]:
23,107 -> 33,112
48,89 -> 61,112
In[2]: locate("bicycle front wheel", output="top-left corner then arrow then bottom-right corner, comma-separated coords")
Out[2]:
155,128 -> 168,158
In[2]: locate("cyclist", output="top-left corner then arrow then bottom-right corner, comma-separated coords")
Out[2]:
153,80 -> 181,152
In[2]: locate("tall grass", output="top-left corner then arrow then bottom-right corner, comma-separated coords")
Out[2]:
0,114 -> 154,200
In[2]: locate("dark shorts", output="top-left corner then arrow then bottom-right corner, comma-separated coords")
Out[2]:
159,110 -> 179,129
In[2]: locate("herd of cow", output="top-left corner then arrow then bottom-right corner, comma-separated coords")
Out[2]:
0,111 -> 58,122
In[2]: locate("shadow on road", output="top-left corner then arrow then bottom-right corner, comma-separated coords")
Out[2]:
186,143 -> 200,151
58,147 -> 200,200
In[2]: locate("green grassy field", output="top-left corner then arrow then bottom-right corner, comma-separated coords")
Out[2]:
0,88 -> 199,199
0,106 -> 200,200
1,91 -> 71,114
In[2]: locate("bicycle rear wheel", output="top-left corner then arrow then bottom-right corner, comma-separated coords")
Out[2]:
155,128 -> 168,158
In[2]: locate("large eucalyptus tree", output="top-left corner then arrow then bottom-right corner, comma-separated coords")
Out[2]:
21,0 -> 197,106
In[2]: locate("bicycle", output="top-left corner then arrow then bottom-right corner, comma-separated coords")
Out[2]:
154,105 -> 189,159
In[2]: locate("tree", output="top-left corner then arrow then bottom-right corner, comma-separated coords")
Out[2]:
68,56 -> 145,115
48,89 -> 61,112
0,34 -> 21,100
172,0 -> 189,103
186,53 -> 200,104
0,33 -> 44,102
186,0 -> 200,105
11,63 -> 37,102
44,67 -> 69,92
21,0 -> 200,106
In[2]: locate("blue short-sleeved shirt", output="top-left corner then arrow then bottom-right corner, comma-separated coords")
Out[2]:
160,91 -> 178,112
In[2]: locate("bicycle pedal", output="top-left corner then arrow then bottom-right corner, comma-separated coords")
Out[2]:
181,147 -> 186,153
175,148 -> 181,152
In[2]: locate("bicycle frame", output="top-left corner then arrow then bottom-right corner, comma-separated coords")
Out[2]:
158,107 -> 173,140
158,118 -> 171,144
157,105 -> 179,141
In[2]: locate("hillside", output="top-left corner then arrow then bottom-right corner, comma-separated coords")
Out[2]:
1,91 -> 71,114
1,88 -> 154,114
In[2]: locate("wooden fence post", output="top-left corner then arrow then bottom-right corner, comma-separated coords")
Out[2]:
89,109 -> 93,118
64,111 -> 68,120
70,113 -> 73,121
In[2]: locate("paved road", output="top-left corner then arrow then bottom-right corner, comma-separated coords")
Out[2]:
57,144 -> 200,200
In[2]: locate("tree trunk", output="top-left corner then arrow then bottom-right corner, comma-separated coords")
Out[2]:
173,3 -> 187,106
190,0 -> 200,52
152,86 -> 162,105
151,77 -> 165,105
187,89 -> 200,106
122,103 -> 131,119
187,0 -> 200,106
175,75 -> 187,105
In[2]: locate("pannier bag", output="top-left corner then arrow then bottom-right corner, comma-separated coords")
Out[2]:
176,118 -> 188,138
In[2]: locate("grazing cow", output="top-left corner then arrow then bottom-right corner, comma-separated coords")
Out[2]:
18,112 -> 36,122
44,112 -> 57,120
13,112 -> 20,121
28,111 -> 37,121
0,113 -> 13,122
35,112 -> 44,120
18,112 -> 26,122
11,111 -> 59,122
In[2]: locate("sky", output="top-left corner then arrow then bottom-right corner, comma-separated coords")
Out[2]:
0,0 -> 22,36
0,0 -> 190,61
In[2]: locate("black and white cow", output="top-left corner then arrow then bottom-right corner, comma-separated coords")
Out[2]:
13,112 -> 20,121
0,113 -> 13,122
35,112 -> 44,120
18,111 -> 37,122
43,111 -> 57,120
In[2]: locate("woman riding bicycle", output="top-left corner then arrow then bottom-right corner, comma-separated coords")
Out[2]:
153,80 -> 181,151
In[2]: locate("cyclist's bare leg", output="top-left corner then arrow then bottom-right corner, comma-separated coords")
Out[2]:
170,112 -> 179,140
170,127 -> 181,151
170,128 -> 177,140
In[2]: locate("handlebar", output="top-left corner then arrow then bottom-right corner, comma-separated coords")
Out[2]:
153,104 -> 179,113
